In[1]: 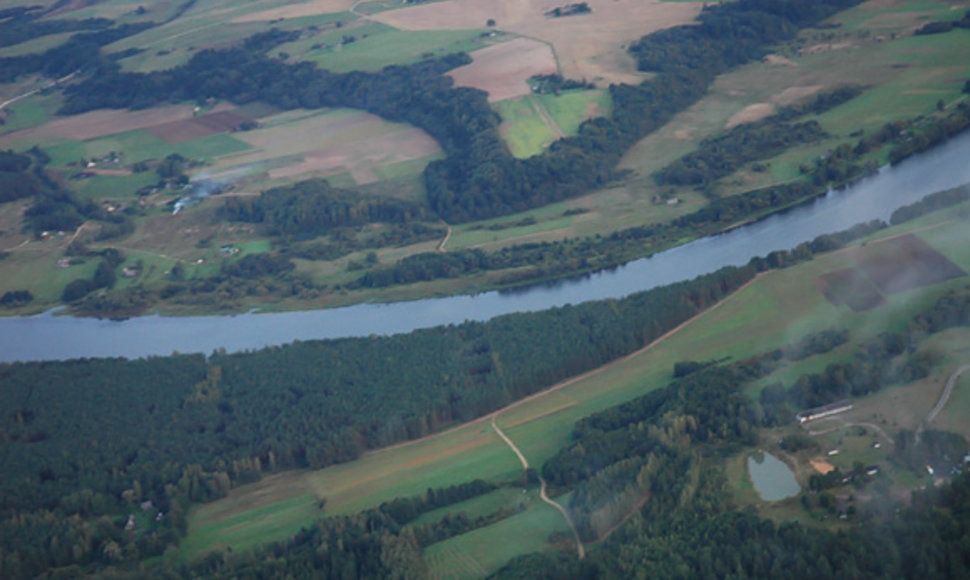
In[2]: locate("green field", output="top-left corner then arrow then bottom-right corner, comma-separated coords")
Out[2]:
495,90 -> 612,159
423,501 -> 571,579
30,130 -> 252,168
494,96 -> 559,158
284,23 -> 494,73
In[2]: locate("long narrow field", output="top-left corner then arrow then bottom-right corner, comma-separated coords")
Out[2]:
184,202 -> 970,571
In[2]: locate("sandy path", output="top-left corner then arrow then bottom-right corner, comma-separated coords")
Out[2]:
490,415 -> 585,559
437,225 -> 452,251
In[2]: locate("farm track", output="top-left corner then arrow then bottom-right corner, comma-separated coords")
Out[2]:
0,71 -> 77,111
438,225 -> 452,251
807,417 -> 894,448
921,363 -> 970,437
490,415 -> 585,559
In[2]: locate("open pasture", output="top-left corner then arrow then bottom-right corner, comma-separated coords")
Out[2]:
448,37 -> 557,102
371,0 -> 701,85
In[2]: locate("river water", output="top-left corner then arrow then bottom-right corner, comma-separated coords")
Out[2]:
3,132 -> 970,363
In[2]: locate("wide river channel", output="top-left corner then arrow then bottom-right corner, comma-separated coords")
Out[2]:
3,132 -> 970,363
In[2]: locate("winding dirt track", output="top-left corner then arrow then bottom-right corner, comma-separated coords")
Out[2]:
490,415 -> 585,559
926,364 -> 970,425
916,363 -> 970,443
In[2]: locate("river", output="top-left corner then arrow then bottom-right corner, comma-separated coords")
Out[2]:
3,132 -> 970,363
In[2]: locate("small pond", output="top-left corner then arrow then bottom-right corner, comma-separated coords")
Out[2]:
748,451 -> 801,501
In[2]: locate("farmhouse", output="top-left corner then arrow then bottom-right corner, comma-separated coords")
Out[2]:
796,399 -> 853,423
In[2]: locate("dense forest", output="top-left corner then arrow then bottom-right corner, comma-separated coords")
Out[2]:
221,178 -> 434,237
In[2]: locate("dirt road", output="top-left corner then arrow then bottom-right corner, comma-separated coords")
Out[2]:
490,415 -> 585,559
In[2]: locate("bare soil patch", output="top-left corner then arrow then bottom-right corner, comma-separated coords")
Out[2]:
817,268 -> 885,311
810,457 -> 836,474
725,103 -> 777,128
764,54 -> 798,67
448,38 -> 557,102
144,111 -> 254,143
852,233 -> 966,294
231,0 -> 357,22
373,0 -> 700,85
775,85 -> 823,106
798,42 -> 854,56
0,102 -> 235,144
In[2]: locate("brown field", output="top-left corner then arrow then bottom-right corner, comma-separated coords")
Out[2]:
372,0 -> 701,85
0,102 -> 235,144
817,268 -> 885,311
144,111 -> 254,143
230,0 -> 356,22
208,109 -> 440,185
852,233 -> 967,294
448,37 -> 557,102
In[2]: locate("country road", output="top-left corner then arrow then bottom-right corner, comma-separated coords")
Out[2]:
490,415 -> 585,559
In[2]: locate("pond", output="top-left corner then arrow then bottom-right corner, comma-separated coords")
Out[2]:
748,451 -> 801,501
